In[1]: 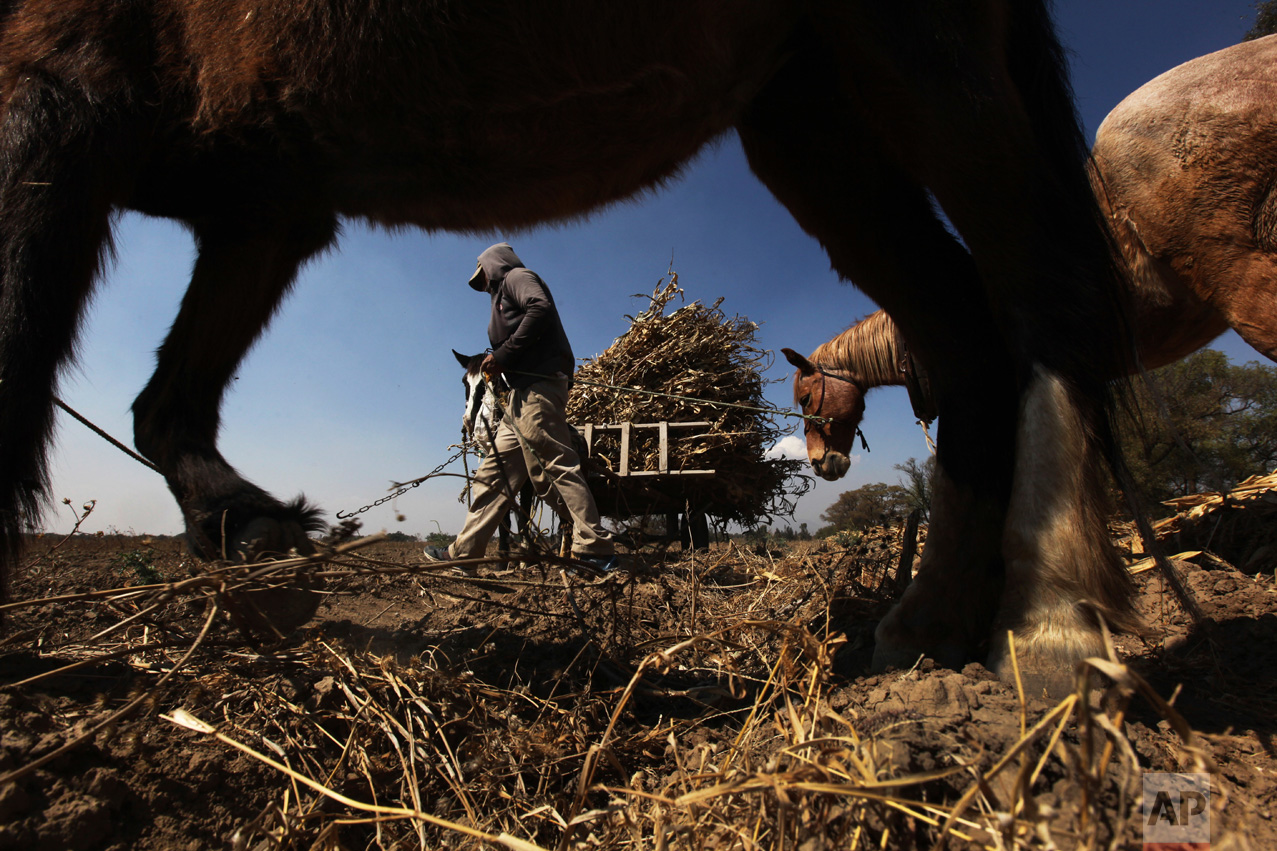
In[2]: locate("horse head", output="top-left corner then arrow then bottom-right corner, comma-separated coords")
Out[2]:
453,349 -> 491,442
781,347 -> 864,482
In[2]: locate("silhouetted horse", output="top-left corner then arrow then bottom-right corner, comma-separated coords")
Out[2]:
787,35 -> 1277,485
453,350 -> 558,560
0,1 -> 1133,686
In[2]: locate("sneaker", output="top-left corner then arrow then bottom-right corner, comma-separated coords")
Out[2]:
423,545 -> 476,577
574,554 -> 618,575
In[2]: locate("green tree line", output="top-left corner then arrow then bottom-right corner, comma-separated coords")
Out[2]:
1119,350 -> 1277,504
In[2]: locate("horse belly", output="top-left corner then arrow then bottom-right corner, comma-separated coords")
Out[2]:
294,3 -> 800,231
13,1 -> 798,233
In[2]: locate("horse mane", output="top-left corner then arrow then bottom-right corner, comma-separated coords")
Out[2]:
809,311 -> 907,390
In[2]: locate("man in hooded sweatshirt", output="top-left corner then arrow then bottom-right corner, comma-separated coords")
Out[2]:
425,243 -> 617,572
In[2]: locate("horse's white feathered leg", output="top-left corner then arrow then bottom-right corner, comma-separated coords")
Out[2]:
990,365 -> 1130,695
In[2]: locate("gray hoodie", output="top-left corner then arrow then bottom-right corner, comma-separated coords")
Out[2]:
475,243 -> 574,389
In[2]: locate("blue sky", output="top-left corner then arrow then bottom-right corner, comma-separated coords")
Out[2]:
44,2 -> 1264,538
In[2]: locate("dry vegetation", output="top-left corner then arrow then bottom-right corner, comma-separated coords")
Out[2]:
2,476 -> 1275,849
565,278 -> 809,527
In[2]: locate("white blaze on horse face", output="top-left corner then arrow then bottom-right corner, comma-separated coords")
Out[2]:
462,368 -> 500,453
462,370 -> 484,438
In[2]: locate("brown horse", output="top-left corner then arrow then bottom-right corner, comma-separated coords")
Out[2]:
781,311 -> 935,482
0,1 -> 1133,684
788,34 -> 1277,483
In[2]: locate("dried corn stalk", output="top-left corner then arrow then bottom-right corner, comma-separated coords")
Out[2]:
566,276 -> 810,527
1149,468 -> 1277,573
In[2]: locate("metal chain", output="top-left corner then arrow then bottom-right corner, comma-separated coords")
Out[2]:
334,445 -> 470,519
511,368 -> 832,425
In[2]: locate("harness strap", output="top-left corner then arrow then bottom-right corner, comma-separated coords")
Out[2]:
805,364 -> 870,452
897,347 -> 938,425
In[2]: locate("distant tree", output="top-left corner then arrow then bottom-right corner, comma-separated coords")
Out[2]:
894,456 -> 936,521
819,481 -> 912,533
1247,0 -> 1277,39
423,531 -> 455,547
771,522 -> 814,541
1119,349 -> 1277,505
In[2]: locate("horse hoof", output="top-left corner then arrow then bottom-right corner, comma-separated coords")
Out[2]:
1006,670 -> 1080,702
986,632 -> 1103,702
870,641 -> 968,674
222,517 -> 323,643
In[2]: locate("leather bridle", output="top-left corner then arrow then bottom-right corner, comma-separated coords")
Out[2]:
803,363 -> 871,452
800,340 -> 938,452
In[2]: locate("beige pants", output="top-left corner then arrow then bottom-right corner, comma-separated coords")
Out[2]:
451,377 -> 614,558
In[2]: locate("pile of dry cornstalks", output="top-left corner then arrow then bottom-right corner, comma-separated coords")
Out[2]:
566,277 -> 809,527
1132,468 -> 1277,575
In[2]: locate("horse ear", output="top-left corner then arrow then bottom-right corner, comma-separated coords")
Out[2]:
781,347 -> 815,373
453,349 -> 473,368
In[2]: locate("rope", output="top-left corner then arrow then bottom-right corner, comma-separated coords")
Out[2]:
54,398 -> 158,472
51,392 -> 472,522
919,418 -> 937,456
510,369 -> 834,425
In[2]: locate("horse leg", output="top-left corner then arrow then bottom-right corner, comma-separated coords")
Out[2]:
516,480 -> 538,560
806,1 -> 1135,686
497,514 -> 511,558
132,213 -> 336,635
497,482 -> 535,564
990,365 -> 1135,692
739,47 -> 1015,670
0,72 -> 133,611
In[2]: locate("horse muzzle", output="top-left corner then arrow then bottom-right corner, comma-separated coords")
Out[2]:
812,451 -> 851,481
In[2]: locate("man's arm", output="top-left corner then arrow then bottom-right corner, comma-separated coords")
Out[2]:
491,269 -> 555,370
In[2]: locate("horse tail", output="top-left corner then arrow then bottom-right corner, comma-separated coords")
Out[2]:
0,69 -> 133,615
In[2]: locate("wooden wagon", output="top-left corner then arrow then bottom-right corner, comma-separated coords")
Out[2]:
573,419 -> 717,550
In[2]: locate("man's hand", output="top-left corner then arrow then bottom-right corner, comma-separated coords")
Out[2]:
481,352 -> 503,379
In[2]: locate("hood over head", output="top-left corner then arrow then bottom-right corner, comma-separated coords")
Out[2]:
469,242 -> 524,291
